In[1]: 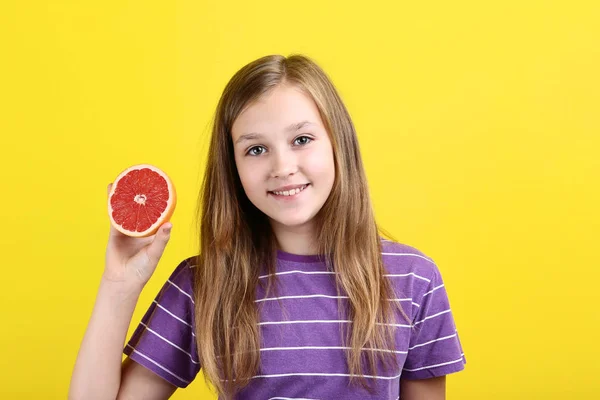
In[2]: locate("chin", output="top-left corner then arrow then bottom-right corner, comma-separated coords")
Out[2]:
268,213 -> 316,229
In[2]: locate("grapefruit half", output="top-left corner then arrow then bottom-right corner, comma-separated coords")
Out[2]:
108,164 -> 176,237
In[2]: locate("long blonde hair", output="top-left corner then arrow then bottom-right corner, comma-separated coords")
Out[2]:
194,54 -> 407,398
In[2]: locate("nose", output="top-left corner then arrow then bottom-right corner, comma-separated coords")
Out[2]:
270,148 -> 298,179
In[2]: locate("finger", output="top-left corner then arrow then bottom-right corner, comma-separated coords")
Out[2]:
145,222 -> 173,265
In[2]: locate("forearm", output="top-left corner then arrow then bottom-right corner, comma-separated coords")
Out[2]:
400,376 -> 446,400
69,277 -> 143,400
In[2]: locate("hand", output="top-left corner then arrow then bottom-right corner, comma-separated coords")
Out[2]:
104,183 -> 172,290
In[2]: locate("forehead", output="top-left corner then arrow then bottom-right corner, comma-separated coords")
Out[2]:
231,84 -> 323,139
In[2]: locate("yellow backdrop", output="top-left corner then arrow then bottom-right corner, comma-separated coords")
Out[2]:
1,1 -> 599,398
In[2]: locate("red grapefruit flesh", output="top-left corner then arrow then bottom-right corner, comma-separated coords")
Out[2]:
108,164 -> 176,237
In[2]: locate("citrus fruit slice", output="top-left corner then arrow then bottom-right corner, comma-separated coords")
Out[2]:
108,164 -> 176,237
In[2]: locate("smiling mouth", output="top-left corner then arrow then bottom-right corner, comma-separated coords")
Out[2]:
269,184 -> 310,197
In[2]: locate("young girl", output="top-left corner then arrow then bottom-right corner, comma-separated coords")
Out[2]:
70,54 -> 466,400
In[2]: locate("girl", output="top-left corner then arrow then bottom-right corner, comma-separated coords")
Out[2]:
69,54 -> 466,400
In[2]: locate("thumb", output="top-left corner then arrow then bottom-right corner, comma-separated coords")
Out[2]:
146,223 -> 173,265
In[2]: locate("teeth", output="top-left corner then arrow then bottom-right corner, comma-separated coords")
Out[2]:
273,185 -> 307,196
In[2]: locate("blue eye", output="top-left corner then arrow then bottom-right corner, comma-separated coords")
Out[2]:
294,136 -> 312,146
247,146 -> 266,156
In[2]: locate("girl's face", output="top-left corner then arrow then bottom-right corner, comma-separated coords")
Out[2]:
231,84 -> 335,233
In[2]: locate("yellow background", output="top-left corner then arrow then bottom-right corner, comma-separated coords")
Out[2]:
1,1 -> 599,398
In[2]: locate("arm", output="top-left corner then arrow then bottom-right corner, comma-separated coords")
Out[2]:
400,255 -> 466,397
117,357 -> 177,399
400,376 -> 446,400
68,277 -> 177,400
69,183 -> 176,400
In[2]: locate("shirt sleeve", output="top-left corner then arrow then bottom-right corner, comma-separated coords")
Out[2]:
402,262 -> 466,380
123,257 -> 201,387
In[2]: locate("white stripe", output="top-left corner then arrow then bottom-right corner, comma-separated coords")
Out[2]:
153,300 -> 195,336
269,398 -> 319,400
381,252 -> 436,266
256,294 -> 348,303
258,296 -> 418,308
413,309 -> 451,326
408,333 -> 457,350
251,372 -> 402,380
261,346 -> 407,354
384,272 -> 431,283
422,284 -> 445,298
259,319 -> 411,328
377,322 -> 412,328
259,319 -> 351,326
140,322 -> 200,364
259,270 -> 335,279
387,298 -> 421,308
403,357 -> 465,372
256,294 -> 421,305
126,344 -> 190,384
167,279 -> 195,304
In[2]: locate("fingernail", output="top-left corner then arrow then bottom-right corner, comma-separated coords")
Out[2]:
164,225 -> 172,234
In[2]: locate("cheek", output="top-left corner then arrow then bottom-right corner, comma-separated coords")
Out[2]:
305,144 -> 336,183
238,170 -> 254,194
235,159 -> 264,195
234,156 -> 251,191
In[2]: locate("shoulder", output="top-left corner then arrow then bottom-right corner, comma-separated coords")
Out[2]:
169,255 -> 197,277
380,238 -> 442,284
160,255 -> 198,295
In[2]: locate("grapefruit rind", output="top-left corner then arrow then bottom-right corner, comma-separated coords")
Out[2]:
107,164 -> 177,238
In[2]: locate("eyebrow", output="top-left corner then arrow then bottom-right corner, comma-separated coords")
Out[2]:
234,120 -> 314,145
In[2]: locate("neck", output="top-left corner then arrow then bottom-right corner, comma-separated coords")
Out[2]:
270,220 -> 319,255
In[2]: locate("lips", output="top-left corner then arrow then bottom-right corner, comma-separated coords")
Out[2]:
269,184 -> 309,197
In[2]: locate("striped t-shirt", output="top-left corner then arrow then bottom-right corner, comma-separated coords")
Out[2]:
124,240 -> 466,399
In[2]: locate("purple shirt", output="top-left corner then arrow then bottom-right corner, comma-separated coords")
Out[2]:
124,240 -> 466,399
